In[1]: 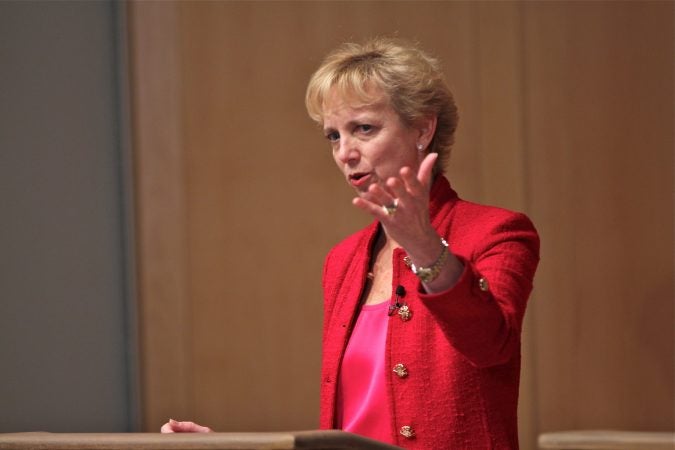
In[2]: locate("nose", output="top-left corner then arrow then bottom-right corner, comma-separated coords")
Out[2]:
335,135 -> 360,165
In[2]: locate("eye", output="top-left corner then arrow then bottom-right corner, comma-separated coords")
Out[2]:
325,131 -> 340,142
358,124 -> 373,133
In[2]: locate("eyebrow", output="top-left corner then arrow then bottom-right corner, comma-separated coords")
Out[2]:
323,120 -> 358,135
322,113 -> 380,134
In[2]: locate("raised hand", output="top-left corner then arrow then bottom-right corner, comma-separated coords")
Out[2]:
352,152 -> 463,292
352,152 -> 438,256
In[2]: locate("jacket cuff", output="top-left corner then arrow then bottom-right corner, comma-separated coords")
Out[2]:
417,255 -> 489,305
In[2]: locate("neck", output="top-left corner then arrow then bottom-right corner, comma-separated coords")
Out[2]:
377,226 -> 399,253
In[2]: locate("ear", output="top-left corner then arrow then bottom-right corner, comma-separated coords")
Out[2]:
415,115 -> 437,150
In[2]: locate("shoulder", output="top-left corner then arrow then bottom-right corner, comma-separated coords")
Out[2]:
431,176 -> 536,237
440,198 -> 539,258
452,199 -> 536,233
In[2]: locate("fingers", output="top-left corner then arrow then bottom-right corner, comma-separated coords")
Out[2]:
386,175 -> 412,202
384,152 -> 438,201
366,182 -> 397,207
161,419 -> 212,433
400,152 -> 437,195
417,152 -> 438,187
353,152 -> 438,222
352,196 -> 391,220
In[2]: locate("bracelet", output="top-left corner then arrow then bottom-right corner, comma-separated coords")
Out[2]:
410,238 -> 449,283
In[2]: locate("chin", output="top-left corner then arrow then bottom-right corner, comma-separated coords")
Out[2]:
352,188 -> 368,197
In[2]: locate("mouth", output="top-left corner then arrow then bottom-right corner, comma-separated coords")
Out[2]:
348,172 -> 372,188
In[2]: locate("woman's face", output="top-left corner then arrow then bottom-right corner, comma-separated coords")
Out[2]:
322,87 -> 424,197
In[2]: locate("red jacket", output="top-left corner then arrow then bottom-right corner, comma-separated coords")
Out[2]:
320,176 -> 540,449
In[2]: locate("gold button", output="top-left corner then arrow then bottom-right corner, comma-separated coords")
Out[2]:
400,425 -> 415,439
392,363 -> 408,378
478,277 -> 489,292
398,305 -> 412,321
403,256 -> 412,268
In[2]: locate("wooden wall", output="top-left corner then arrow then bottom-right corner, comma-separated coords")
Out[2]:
523,2 -> 674,434
126,2 -> 673,448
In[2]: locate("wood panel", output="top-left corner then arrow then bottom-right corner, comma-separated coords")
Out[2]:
523,0 -> 674,433
152,0 -> 503,434
473,3 -> 540,448
127,1 -> 674,448
127,1 -> 193,429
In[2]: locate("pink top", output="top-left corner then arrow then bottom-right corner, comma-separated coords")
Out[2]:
335,300 -> 393,444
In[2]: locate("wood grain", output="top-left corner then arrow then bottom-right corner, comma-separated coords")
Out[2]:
127,2 -> 674,447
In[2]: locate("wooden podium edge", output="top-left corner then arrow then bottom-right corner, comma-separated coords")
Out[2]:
0,430 -> 402,450
538,430 -> 675,450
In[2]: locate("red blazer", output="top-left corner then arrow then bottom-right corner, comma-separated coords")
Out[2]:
320,176 -> 540,449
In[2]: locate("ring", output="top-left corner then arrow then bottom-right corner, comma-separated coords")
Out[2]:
382,199 -> 399,217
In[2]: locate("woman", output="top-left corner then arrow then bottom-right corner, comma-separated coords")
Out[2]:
164,38 -> 539,449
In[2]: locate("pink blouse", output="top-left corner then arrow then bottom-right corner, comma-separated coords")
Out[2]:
335,300 -> 393,444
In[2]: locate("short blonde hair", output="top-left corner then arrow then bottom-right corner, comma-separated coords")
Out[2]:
305,38 -> 459,174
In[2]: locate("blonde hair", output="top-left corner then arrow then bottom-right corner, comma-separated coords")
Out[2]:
305,38 -> 459,174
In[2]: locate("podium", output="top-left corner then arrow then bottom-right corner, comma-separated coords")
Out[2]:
0,430 -> 402,449
538,430 -> 675,450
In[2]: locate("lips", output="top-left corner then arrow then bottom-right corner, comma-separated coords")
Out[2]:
348,172 -> 371,188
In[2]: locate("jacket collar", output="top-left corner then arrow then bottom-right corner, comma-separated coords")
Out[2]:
428,175 -> 458,223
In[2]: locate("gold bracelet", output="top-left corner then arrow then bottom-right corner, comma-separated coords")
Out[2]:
410,238 -> 449,283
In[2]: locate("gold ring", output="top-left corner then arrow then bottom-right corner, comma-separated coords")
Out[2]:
382,199 -> 398,216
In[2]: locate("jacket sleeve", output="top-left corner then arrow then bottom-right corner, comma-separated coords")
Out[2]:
418,212 -> 540,368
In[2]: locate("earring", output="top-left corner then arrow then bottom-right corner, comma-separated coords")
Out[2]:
417,143 -> 424,151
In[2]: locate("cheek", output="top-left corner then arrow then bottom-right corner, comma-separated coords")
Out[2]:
331,150 -> 343,169
365,140 -> 388,162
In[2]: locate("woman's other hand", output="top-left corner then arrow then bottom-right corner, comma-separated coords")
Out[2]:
160,418 -> 212,433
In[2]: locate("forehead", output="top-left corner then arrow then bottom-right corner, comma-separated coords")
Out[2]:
321,85 -> 390,124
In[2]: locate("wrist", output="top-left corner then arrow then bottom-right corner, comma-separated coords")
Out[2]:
408,237 -> 449,284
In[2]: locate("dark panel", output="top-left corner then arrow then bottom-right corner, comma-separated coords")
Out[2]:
0,0 -> 133,432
